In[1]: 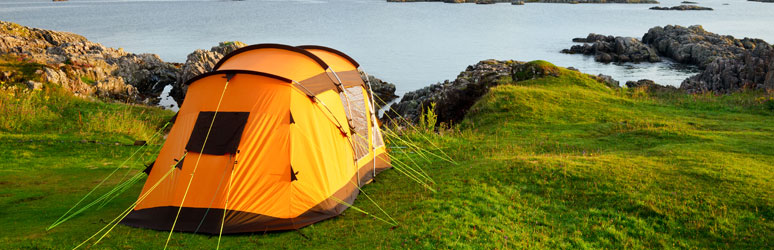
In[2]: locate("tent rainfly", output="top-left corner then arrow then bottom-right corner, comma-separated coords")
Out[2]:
120,44 -> 391,233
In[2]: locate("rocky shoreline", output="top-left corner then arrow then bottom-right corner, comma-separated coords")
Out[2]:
561,34 -> 661,63
388,26 -> 773,126
0,21 -> 178,104
563,25 -> 774,93
0,21 -> 398,108
649,5 -> 713,10
387,0 -> 659,4
384,60 -> 624,125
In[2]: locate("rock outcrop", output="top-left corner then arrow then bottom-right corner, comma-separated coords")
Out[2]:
592,74 -> 621,88
649,5 -> 713,10
530,0 -> 658,3
361,74 -> 399,111
625,79 -> 678,92
169,41 -> 246,105
641,25 -> 763,68
681,46 -> 774,92
565,25 -> 774,93
0,20 -> 180,103
562,33 -> 661,63
386,60 -> 614,125
642,25 -> 774,93
386,0 -> 512,3
386,60 -> 521,125
387,0 -> 658,3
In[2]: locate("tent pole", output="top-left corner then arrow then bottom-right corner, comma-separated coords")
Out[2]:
362,70 -> 378,179
327,68 -> 360,187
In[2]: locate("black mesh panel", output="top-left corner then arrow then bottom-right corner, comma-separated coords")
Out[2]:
185,112 -> 250,155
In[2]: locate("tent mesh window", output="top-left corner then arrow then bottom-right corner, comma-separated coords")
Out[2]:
185,111 -> 250,155
341,87 -> 369,160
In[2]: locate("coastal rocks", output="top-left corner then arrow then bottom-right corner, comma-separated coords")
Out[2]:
112,53 -> 179,96
626,79 -> 678,92
748,0 -> 774,2
362,74 -> 399,111
25,80 -> 43,90
564,25 -> 774,93
592,74 -> 620,88
386,59 -> 521,125
0,20 -> 180,103
170,41 -> 246,105
528,0 -> 659,3
387,0 -> 658,3
562,34 -> 661,63
642,25 -> 754,68
649,5 -> 713,10
625,79 -> 656,88
681,45 -> 774,93
386,60 -> 621,125
640,25 -> 774,93
387,0 -> 512,3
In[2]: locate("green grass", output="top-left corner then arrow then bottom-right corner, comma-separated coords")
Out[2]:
0,55 -> 46,86
0,61 -> 772,249
79,76 -> 96,85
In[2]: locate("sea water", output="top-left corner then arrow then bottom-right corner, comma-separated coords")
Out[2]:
2,0 -> 773,95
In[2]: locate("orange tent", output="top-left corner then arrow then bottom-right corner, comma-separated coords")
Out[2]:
121,44 -> 390,233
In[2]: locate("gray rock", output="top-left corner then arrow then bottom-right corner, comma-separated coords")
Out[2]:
641,25 -> 751,68
641,25 -> 773,93
389,0 -> 657,3
170,41 -> 247,105
594,74 -> 620,88
361,74 -> 399,111
527,0 -> 659,3
385,60 -> 523,125
562,34 -> 661,63
0,20 -> 180,103
25,80 -> 43,90
625,79 -> 678,92
567,25 -> 774,93
650,5 -> 713,10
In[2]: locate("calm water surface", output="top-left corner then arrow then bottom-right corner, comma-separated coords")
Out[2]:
2,0 -> 774,95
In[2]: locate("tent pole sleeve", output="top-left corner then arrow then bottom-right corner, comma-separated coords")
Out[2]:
362,70 -> 378,179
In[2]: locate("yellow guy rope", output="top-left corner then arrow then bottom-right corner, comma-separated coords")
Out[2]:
373,94 -> 457,165
348,180 -> 398,225
164,78 -> 231,250
329,196 -> 397,227
73,155 -> 185,249
217,158 -> 237,249
49,122 -> 170,231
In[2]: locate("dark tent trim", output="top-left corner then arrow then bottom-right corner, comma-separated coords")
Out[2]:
297,45 -> 361,68
121,154 -> 391,233
184,70 -> 292,86
213,44 -> 329,71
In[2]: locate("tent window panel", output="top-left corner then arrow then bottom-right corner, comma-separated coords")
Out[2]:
185,111 -> 250,155
373,120 -> 385,148
341,87 -> 369,159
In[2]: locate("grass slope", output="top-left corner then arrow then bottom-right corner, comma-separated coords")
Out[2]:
0,61 -> 772,249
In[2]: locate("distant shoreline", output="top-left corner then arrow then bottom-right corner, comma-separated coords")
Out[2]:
386,0 -> 660,4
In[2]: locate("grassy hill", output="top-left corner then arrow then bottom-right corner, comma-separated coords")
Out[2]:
0,60 -> 772,249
